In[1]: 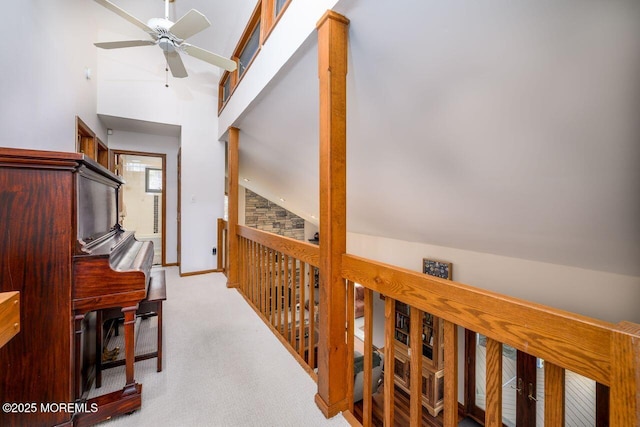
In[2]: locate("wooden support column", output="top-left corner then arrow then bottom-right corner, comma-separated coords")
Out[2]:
609,321 -> 640,426
227,127 -> 240,288
314,10 -> 350,418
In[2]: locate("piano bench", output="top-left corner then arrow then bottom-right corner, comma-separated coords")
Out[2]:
96,270 -> 167,388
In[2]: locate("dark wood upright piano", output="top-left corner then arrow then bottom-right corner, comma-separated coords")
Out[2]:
0,147 -> 153,427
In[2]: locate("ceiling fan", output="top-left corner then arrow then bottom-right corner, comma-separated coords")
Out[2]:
93,0 -> 237,78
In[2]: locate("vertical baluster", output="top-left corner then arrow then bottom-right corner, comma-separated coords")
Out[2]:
249,240 -> 253,303
308,266 -> 316,369
284,254 -> 290,343
443,320 -> 458,427
276,251 -> 282,334
257,245 -> 261,312
291,258 -> 297,349
409,306 -> 423,427
238,237 -> 243,292
242,237 -> 247,294
363,287 -> 374,427
262,246 -> 268,316
384,296 -> 395,427
346,280 -> 355,413
270,249 -> 276,326
299,261 -> 306,359
485,338 -> 503,427
544,362 -> 565,427
253,241 -> 258,305
253,243 -> 258,308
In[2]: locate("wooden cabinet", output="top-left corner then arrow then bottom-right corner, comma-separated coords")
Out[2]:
76,116 -> 109,169
393,301 -> 444,417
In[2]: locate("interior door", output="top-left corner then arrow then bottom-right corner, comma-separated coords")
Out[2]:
111,150 -> 166,266
465,331 -> 541,426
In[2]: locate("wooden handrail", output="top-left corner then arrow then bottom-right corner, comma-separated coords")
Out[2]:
342,253 -> 614,385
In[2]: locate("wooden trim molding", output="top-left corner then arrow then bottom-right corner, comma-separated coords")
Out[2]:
179,269 -> 218,277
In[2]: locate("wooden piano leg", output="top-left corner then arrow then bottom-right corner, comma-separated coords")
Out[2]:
74,313 -> 85,399
96,309 -> 103,388
122,305 -> 138,395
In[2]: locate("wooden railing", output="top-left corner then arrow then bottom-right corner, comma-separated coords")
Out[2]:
236,225 -> 320,378
220,220 -> 640,426
343,254 -> 640,427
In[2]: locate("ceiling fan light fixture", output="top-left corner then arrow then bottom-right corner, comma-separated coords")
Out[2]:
93,0 -> 237,79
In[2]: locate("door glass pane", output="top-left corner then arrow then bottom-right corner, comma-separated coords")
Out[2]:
565,370 -> 596,426
536,359 -> 545,427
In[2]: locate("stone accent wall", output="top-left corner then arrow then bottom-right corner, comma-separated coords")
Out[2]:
245,189 -> 305,241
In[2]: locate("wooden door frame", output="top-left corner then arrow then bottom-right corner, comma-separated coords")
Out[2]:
110,149 -> 168,266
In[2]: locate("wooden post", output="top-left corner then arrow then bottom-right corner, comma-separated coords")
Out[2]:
227,127 -> 240,288
609,321 -> 640,426
314,10 -> 350,418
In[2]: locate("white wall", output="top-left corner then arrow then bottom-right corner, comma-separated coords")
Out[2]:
97,40 -> 225,273
0,1 -> 105,150
348,232 -> 640,324
108,131 -> 179,264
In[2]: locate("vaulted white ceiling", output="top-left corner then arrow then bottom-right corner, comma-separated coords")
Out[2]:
93,1 -> 640,277
235,0 -> 640,277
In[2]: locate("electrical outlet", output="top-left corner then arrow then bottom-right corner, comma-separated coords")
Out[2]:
212,247 -> 217,255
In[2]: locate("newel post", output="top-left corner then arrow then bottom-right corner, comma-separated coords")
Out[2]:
226,126 -> 240,288
315,10 -> 350,418
609,321 -> 640,426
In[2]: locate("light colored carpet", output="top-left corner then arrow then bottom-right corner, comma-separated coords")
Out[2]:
94,267 -> 348,427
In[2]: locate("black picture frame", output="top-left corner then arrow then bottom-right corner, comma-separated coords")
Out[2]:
422,258 -> 452,280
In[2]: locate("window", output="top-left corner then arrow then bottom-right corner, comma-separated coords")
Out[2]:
222,73 -> 231,104
145,168 -> 162,193
238,21 -> 261,77
275,0 -> 288,17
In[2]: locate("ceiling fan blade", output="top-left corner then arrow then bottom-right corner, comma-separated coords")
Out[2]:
94,0 -> 154,35
182,43 -> 237,72
169,9 -> 211,40
164,51 -> 188,78
94,40 -> 156,49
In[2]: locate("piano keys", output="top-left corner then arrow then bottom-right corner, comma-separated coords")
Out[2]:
0,147 -> 153,427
